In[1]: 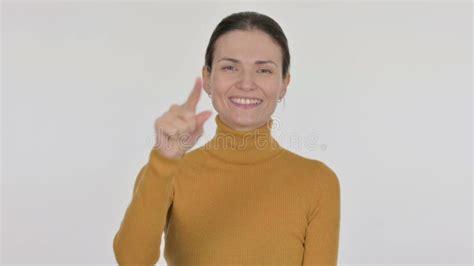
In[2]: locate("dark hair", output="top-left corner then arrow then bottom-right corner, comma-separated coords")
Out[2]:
204,11 -> 290,79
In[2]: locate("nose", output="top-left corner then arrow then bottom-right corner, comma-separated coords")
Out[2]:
237,69 -> 256,91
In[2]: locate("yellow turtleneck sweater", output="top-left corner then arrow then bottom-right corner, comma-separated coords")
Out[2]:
113,115 -> 341,266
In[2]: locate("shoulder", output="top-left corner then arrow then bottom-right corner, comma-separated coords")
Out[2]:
313,160 -> 340,194
171,145 -> 210,171
281,149 -> 337,174
279,149 -> 322,169
181,146 -> 206,161
281,149 -> 340,193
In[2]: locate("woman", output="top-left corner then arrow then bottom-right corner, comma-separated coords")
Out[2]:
113,11 -> 340,266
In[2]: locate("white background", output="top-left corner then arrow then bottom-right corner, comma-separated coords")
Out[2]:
2,0 -> 472,265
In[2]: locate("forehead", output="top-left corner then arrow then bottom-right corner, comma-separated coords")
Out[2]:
213,30 -> 281,64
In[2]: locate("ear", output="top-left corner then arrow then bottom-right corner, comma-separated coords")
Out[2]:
201,65 -> 211,95
279,72 -> 291,99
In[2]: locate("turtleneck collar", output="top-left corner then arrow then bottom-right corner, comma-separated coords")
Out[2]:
202,114 -> 283,165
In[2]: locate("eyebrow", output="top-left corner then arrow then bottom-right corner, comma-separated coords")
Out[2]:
217,57 -> 278,67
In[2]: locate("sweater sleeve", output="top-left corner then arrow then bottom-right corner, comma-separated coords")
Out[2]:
302,162 -> 341,266
113,148 -> 181,265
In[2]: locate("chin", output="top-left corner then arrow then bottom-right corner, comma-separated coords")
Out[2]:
231,115 -> 265,130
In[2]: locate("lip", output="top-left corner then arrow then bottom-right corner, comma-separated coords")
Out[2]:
229,96 -> 263,101
228,97 -> 263,110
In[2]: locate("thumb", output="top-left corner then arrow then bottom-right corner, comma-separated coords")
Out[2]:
186,110 -> 212,145
194,110 -> 213,129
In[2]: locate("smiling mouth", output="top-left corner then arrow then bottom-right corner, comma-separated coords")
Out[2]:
228,96 -> 263,109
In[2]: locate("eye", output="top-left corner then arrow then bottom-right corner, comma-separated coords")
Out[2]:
222,65 -> 236,71
258,69 -> 273,74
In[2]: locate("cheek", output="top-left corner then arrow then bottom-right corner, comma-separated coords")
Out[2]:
213,73 -> 234,87
262,84 -> 281,98
211,76 -> 233,96
211,73 -> 281,98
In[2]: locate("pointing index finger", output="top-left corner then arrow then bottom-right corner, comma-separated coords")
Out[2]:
184,77 -> 203,113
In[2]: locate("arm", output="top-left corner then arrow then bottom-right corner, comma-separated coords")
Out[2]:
302,162 -> 341,266
113,148 -> 181,265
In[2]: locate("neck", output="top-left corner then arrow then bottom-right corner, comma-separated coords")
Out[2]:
202,114 -> 283,165
219,116 -> 267,132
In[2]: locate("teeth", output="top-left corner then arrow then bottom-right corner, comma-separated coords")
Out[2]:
230,97 -> 262,105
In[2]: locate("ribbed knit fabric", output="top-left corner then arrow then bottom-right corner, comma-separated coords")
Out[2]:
113,114 -> 341,266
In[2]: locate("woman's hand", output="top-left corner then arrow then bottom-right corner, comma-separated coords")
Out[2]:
153,78 -> 213,159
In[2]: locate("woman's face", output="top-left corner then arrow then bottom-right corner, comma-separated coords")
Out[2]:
202,29 -> 290,131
